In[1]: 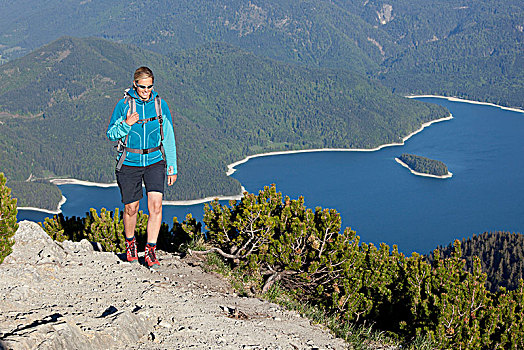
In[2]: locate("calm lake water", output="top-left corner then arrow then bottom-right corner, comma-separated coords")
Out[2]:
18,97 -> 524,254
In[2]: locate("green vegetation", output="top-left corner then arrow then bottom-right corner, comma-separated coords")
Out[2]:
0,173 -> 17,264
430,231 -> 524,293
0,0 -> 522,108
7,180 -> 62,211
3,2 -> 522,346
41,208 -> 183,254
2,0 -> 521,208
41,185 -> 524,349
206,256 -> 415,349
374,0 -> 524,108
0,36 -> 447,209
399,153 -> 449,176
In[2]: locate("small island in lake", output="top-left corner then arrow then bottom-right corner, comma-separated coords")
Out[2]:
396,153 -> 452,178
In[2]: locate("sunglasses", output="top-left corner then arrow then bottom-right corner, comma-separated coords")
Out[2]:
135,82 -> 154,90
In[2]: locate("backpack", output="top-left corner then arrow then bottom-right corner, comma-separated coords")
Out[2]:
115,90 -> 166,171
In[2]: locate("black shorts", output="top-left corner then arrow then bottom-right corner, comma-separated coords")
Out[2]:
116,160 -> 166,204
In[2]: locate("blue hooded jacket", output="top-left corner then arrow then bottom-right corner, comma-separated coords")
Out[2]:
106,88 -> 177,175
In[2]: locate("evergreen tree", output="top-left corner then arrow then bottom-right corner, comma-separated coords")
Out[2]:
0,173 -> 18,264
430,231 -> 524,292
38,186 -> 524,348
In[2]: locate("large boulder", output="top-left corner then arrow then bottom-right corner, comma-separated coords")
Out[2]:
0,221 -> 152,350
3,221 -> 67,265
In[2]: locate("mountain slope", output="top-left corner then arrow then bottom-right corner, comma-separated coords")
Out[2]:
375,0 -> 524,107
430,231 -> 524,292
0,36 -> 448,209
0,0 -> 384,73
0,0 -> 522,108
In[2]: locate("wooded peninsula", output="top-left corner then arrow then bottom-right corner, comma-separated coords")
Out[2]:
0,37 -> 448,210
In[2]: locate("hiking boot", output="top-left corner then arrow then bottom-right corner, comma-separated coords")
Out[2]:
125,237 -> 138,263
145,244 -> 160,269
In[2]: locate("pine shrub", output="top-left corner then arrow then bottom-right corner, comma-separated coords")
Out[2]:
85,208 -> 126,252
169,214 -> 204,252
40,207 -> 194,254
35,185 -> 524,348
41,208 -> 128,252
41,213 -> 85,242
41,214 -> 68,242
201,184 -> 524,349
0,173 -> 18,264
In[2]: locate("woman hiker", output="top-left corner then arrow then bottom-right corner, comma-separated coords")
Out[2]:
106,66 -> 177,268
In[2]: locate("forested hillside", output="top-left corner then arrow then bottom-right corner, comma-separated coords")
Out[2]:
0,0 -> 522,108
1,0 -> 521,208
430,231 -> 524,292
0,0 -> 384,72
0,37 -> 447,209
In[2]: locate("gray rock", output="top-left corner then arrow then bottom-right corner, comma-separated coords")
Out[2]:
100,310 -> 152,345
3,221 -> 66,265
0,311 -> 151,350
61,239 -> 95,254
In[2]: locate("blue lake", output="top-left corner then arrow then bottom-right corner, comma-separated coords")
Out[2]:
18,97 -> 524,254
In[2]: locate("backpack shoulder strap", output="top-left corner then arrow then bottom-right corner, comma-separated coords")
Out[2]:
124,91 -> 135,116
154,95 -> 164,141
115,92 -> 135,171
154,95 -> 166,161
115,93 -> 166,171
154,95 -> 162,116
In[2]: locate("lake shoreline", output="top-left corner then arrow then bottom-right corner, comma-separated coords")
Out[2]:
21,93 -> 520,214
394,158 -> 453,179
49,178 -> 118,187
161,186 -> 246,206
406,95 -> 524,114
18,111 -> 455,213
19,179 -> 246,209
18,195 -> 67,215
226,113 -> 454,176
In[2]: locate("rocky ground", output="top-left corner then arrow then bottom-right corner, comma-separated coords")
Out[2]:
0,221 -> 350,349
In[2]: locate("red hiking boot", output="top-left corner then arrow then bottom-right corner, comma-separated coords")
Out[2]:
125,237 -> 138,263
145,244 -> 160,269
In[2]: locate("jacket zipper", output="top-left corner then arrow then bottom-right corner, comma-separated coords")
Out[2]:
142,102 -> 146,167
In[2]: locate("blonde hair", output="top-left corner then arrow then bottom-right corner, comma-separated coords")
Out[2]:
133,66 -> 154,83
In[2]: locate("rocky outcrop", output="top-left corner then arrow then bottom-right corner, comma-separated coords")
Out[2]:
376,4 -> 393,25
0,221 -> 348,349
0,222 -> 151,349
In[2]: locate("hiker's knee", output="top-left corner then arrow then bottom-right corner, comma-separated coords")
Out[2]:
124,201 -> 139,216
148,200 -> 162,216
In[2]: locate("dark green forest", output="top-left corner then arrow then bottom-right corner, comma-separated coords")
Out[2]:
0,37 -> 448,209
398,153 -> 449,176
6,180 -> 62,209
1,0 -> 522,208
0,0 -> 522,108
430,231 -> 524,292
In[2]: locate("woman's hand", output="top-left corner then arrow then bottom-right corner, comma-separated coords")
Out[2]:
126,111 -> 140,126
167,174 -> 177,186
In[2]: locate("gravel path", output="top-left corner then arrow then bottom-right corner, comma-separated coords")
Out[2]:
0,221 -> 349,349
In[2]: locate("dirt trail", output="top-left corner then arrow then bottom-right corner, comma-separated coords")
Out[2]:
0,221 -> 348,349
